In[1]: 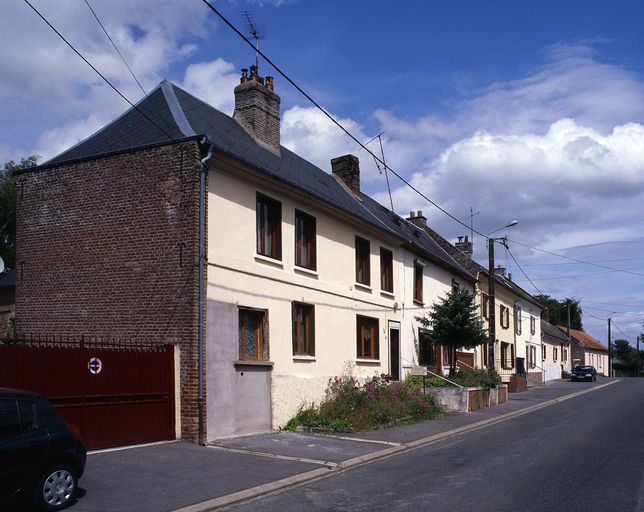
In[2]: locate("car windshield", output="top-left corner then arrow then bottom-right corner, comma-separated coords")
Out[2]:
575,366 -> 593,372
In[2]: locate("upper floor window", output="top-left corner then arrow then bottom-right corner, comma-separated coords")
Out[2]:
355,236 -> 370,285
294,210 -> 316,270
239,307 -> 268,361
530,316 -> 536,335
500,305 -> 510,329
542,344 -> 546,360
451,279 -> 460,292
481,292 -> 489,319
380,247 -> 393,293
413,261 -> 423,304
515,306 -> 522,335
256,193 -> 281,260
553,347 -> 558,362
356,315 -> 379,359
292,302 -> 315,356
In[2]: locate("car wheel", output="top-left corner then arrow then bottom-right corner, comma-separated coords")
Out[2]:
34,465 -> 77,511
593,376 -> 597,382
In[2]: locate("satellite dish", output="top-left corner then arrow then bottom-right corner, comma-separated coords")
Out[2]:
0,256 -> 4,274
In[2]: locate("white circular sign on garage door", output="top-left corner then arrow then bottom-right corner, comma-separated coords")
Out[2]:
88,357 -> 103,375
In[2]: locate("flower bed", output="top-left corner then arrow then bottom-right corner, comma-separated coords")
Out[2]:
285,374 -> 442,432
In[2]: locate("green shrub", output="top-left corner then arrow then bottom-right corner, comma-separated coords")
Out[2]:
285,374 -> 442,432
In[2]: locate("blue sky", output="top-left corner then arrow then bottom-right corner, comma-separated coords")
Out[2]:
2,0 -> 644,344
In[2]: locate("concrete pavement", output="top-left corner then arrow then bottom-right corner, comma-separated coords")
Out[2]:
68,378 -> 614,512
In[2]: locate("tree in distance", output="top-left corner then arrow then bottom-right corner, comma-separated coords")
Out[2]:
416,288 -> 488,376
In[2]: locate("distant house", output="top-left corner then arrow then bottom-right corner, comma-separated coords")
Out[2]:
541,320 -> 571,381
0,270 -> 15,339
558,327 -> 609,376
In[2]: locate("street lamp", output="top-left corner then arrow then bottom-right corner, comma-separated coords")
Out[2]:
487,220 -> 519,370
607,312 -> 616,377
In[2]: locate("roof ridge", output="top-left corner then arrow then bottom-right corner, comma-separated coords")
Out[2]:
162,82 -> 195,137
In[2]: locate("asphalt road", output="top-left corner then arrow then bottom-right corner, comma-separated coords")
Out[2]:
225,379 -> 644,512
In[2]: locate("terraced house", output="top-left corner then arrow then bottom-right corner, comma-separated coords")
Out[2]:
13,66 -> 482,445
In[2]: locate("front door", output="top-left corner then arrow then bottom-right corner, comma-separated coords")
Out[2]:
389,322 -> 400,380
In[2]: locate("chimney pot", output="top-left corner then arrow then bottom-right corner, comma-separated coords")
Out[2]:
240,68 -> 249,83
265,76 -> 274,91
406,210 -> 427,229
331,155 -> 361,195
455,234 -> 473,258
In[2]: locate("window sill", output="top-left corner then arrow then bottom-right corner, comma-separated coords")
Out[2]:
380,290 -> 395,299
413,300 -> 424,307
354,282 -> 372,292
254,254 -> 284,268
233,360 -> 274,367
292,355 -> 316,362
356,358 -> 381,364
294,266 -> 318,278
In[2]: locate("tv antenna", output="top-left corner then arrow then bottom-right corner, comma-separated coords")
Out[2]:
364,132 -> 394,211
242,11 -> 265,70
466,206 -> 480,245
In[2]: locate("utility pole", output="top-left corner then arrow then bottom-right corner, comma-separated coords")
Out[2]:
488,238 -> 496,369
566,299 -> 571,340
607,317 -> 612,377
637,335 -> 640,378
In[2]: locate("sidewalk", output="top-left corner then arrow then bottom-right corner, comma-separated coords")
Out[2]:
71,378 -> 615,512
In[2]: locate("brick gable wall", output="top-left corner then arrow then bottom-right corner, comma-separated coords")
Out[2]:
15,140 -> 204,441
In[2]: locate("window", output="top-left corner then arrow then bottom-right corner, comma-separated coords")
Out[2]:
18,400 -> 36,432
294,210 -> 316,270
355,236 -> 370,285
356,315 -> 379,359
292,302 -> 315,356
530,316 -> 536,335
238,308 -> 268,361
501,342 -> 514,369
418,328 -> 435,366
553,347 -> 558,362
0,399 -> 20,438
380,247 -> 393,293
500,305 -> 510,329
563,348 -> 568,362
529,345 -> 537,368
481,292 -> 489,319
256,193 -> 282,260
542,345 -> 546,360
451,279 -> 460,292
515,305 -> 522,335
413,261 -> 423,304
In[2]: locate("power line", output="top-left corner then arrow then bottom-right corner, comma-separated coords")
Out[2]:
83,0 -> 147,96
523,256 -> 644,267
581,299 -> 644,309
506,247 -> 544,295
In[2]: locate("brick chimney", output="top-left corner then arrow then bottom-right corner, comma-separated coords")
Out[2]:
494,265 -> 506,277
406,210 -> 426,229
455,235 -> 473,258
331,155 -> 360,195
233,65 -> 281,156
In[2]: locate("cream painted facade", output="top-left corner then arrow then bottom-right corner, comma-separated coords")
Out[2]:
206,154 -> 404,435
585,350 -> 609,376
399,246 -> 475,377
542,339 -> 571,381
515,297 -> 542,377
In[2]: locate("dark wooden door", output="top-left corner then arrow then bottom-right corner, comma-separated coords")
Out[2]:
389,323 -> 400,380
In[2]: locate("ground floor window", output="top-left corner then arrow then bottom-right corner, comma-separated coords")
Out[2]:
292,302 -> 315,356
418,328 -> 435,366
528,345 -> 537,368
542,345 -> 546,361
356,315 -> 379,359
501,342 -> 514,369
238,307 -> 268,360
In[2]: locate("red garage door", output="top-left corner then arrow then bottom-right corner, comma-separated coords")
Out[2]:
0,337 -> 175,450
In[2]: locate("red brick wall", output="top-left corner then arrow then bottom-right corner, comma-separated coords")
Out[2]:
15,141 -> 205,441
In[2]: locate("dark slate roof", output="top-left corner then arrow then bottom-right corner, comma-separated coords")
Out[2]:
40,80 -> 474,279
541,319 -> 570,344
0,269 -> 15,289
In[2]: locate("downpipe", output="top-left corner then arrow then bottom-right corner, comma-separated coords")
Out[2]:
198,138 -> 214,445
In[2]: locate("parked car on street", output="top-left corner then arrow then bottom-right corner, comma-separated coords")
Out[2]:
0,388 -> 86,510
571,365 -> 598,382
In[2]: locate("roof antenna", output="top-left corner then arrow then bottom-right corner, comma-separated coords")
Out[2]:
242,11 -> 265,71
364,132 -> 394,211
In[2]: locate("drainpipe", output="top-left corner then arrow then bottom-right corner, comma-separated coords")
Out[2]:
198,138 -> 214,445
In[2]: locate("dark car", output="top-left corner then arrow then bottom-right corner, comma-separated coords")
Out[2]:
0,388 -> 86,510
571,365 -> 598,382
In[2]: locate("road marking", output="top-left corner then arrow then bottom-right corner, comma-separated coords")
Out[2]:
309,433 -> 401,447
172,380 -> 619,512
207,444 -> 338,468
88,439 -> 180,455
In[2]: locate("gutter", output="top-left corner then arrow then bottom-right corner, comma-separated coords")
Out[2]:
198,137 -> 214,445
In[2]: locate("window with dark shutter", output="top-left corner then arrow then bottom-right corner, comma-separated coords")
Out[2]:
380,247 -> 393,293
413,261 -> 423,304
295,210 -> 316,270
418,328 -> 435,366
355,237 -> 370,285
256,193 -> 282,260
292,302 -> 315,356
